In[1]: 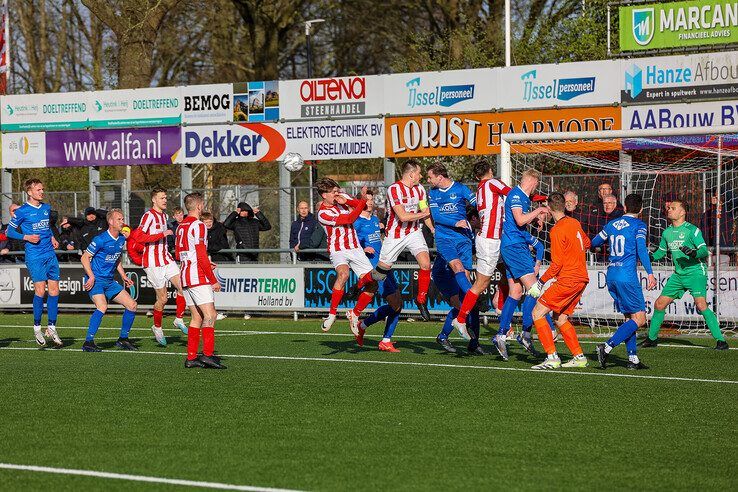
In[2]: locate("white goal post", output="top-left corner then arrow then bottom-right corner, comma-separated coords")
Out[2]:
499,125 -> 738,335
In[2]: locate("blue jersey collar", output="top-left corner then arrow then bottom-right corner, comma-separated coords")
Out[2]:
25,201 -> 43,209
439,181 -> 456,193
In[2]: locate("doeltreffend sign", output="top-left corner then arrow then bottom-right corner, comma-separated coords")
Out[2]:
620,0 -> 738,51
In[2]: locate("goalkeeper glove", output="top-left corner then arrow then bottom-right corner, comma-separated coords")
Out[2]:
528,280 -> 544,298
679,245 -> 697,258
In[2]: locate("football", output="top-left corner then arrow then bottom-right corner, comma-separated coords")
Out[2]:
282,152 -> 305,172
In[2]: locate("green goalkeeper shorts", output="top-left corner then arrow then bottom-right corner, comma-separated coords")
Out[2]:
661,272 -> 708,300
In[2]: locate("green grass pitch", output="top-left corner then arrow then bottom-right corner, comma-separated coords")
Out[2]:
0,313 -> 736,491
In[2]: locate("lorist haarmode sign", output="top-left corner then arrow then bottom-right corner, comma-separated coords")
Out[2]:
620,0 -> 738,51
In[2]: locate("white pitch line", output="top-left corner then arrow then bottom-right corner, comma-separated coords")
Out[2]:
0,463 -> 303,491
0,346 -> 735,385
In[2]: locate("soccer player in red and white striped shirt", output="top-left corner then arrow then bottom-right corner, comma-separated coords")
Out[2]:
316,177 -> 378,337
453,159 -> 512,334
176,192 -> 224,369
138,187 -> 188,346
375,160 -> 434,320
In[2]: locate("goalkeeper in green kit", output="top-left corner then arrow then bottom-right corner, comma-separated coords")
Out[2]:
641,199 -> 729,350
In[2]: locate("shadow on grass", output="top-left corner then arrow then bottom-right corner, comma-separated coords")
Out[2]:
0,337 -> 21,347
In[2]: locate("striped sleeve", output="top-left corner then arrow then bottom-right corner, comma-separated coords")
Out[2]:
318,209 -> 338,226
139,211 -> 152,233
387,184 -> 400,207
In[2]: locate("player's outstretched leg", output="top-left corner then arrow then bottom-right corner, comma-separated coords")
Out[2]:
597,319 -> 639,369
437,308 -> 458,353
358,304 -> 393,347
695,298 -> 729,350
82,308 -> 105,352
174,292 -> 188,334
323,266 -> 348,332
113,291 -> 138,351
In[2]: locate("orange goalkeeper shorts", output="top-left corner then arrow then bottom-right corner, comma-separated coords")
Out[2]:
539,281 -> 587,316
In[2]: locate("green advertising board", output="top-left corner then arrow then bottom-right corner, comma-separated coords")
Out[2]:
620,0 -> 738,51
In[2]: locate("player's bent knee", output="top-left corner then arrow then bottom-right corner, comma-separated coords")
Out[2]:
129,301 -> 138,312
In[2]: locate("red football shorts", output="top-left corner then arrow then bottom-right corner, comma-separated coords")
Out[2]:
539,281 -> 587,316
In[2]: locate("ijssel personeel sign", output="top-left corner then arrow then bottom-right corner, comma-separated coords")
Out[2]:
620,0 -> 738,51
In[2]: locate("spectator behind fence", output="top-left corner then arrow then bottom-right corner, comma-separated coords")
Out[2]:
290,201 -> 321,261
591,182 -> 623,215
67,206 -> 108,251
167,206 -> 184,254
564,190 -> 593,235
701,189 -> 735,260
0,203 -> 24,263
223,201 -> 271,262
202,211 -> 234,263
58,216 -> 82,262
591,194 -> 624,261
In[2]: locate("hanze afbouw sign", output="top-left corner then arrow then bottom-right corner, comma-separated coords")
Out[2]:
384,107 -> 621,158
620,0 -> 738,51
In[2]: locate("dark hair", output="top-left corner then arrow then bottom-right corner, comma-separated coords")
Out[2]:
548,191 -> 566,212
426,161 -> 449,179
624,193 -> 643,213
360,188 -> 375,199
672,198 -> 689,213
401,159 -> 421,175
200,211 -> 213,221
184,192 -> 203,211
172,206 -> 184,214
316,177 -> 340,196
473,159 -> 492,180
150,186 -> 167,199
24,178 -> 42,192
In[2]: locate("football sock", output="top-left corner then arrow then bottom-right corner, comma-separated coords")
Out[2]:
357,272 -> 373,290
86,309 -> 105,342
187,327 -> 201,360
175,294 -> 186,318
440,308 -> 459,339
32,295 -> 44,326
120,309 -> 136,339
46,294 -> 59,326
153,309 -> 163,328
497,296 -> 520,335
202,327 -> 215,356
701,308 -> 725,342
559,321 -> 582,357
521,295 -> 537,333
383,310 -> 401,339
625,332 -> 638,356
416,268 -> 431,303
648,309 -> 665,340
628,354 -> 640,364
329,288 -> 344,315
607,319 -> 639,349
456,290 -> 479,324
534,318 -> 556,355
468,309 -> 480,340
454,271 -> 472,294
353,291 -> 374,315
363,304 -> 394,328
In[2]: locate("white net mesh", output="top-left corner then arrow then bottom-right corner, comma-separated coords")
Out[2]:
508,134 -> 738,337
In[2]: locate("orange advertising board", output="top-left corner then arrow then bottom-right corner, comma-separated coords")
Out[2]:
385,107 -> 621,157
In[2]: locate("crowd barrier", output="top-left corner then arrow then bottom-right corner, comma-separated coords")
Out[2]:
0,262 -> 736,324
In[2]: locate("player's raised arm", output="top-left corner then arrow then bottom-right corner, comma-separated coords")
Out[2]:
680,226 -> 709,259
591,226 -> 609,249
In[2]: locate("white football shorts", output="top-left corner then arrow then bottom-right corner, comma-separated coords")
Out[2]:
144,262 -> 180,290
330,247 -> 373,277
475,236 -> 501,277
378,229 -> 429,266
183,284 -> 215,307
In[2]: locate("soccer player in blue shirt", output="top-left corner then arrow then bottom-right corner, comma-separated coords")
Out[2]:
6,179 -> 63,347
426,162 -> 477,342
592,194 -> 656,370
80,209 -> 138,352
498,168 -> 551,359
353,189 -> 403,352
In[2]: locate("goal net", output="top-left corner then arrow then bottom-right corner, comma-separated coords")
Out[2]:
501,129 -> 738,337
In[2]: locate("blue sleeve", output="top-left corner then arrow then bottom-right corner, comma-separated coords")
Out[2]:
6,210 -> 24,240
354,222 -> 367,248
85,237 -> 101,256
508,190 -> 523,210
529,237 -> 544,261
464,184 -> 476,205
636,224 -> 653,274
591,228 -> 608,249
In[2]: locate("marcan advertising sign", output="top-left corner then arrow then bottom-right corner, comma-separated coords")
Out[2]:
45,126 -> 181,167
279,118 -> 384,160
279,75 -> 383,119
620,0 -> 738,51
385,107 -> 621,157
622,51 -> 738,104
1,92 -> 89,131
89,87 -> 182,128
181,123 -> 286,163
382,68 -> 497,114
1,132 -> 47,168
499,60 -> 620,109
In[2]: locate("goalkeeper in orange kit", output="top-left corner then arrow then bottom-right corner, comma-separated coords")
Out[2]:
527,192 -> 590,369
